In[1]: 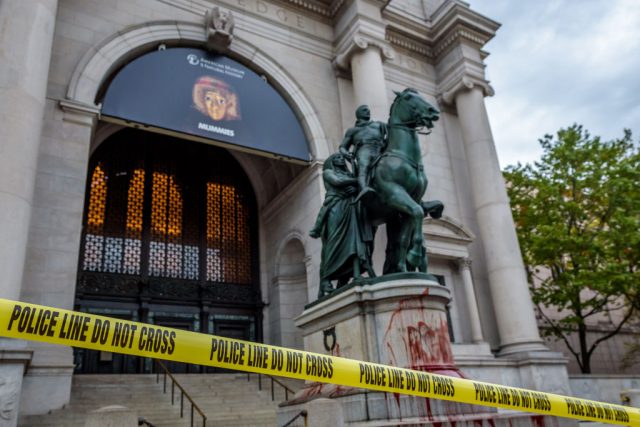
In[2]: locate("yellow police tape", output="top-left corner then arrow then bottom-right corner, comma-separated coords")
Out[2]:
0,298 -> 637,425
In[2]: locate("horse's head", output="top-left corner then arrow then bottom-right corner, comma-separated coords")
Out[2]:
390,88 -> 439,130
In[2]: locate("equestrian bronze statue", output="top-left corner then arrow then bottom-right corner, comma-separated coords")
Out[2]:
311,88 -> 443,298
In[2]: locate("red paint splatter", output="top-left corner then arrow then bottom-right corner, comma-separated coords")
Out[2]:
297,382 -> 324,400
437,318 -> 454,364
393,392 -> 402,420
285,381 -> 354,405
386,342 -> 399,365
332,343 -> 341,357
407,324 -> 430,367
425,397 -> 433,420
405,319 -> 464,376
379,296 -> 468,384
531,415 -> 546,427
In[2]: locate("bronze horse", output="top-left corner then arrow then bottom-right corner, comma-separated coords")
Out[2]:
364,88 -> 443,275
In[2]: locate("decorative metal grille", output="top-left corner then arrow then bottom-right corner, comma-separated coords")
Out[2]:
124,168 -> 144,275
83,163 -> 108,272
78,129 -> 258,301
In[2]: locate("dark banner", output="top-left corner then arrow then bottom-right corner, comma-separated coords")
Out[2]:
101,47 -> 310,162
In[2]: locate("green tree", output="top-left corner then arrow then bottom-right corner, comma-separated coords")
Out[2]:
504,125 -> 640,373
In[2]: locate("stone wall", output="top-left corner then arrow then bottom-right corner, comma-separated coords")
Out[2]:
569,375 -> 640,405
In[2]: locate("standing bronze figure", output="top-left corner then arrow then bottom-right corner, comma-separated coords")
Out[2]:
310,153 -> 373,298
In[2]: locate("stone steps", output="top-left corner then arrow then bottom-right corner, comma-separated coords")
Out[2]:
19,373 -> 296,427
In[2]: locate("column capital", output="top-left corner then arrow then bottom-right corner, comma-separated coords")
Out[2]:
456,257 -> 472,271
333,31 -> 395,72
437,74 -> 494,107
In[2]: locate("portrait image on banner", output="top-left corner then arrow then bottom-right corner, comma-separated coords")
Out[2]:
192,76 -> 241,122
100,47 -> 310,162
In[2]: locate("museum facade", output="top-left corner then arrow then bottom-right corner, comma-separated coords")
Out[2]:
0,0 -> 571,422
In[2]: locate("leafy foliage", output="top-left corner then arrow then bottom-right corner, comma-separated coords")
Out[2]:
504,125 -> 640,373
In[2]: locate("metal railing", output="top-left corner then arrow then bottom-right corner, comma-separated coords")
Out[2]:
155,360 -> 207,427
247,372 -> 295,401
282,410 -> 307,427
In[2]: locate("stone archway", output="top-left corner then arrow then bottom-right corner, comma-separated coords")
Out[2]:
270,237 -> 308,349
64,21 -> 330,161
58,20 -> 330,351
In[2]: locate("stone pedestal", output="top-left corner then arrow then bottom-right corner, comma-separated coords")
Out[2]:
296,274 -> 460,374
277,275 -> 575,426
278,274 -> 485,424
306,398 -> 344,427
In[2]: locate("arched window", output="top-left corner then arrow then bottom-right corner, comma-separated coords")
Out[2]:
78,129 -> 258,298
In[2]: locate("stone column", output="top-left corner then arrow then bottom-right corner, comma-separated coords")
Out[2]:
332,0 -> 393,121
0,0 -> 58,300
350,45 -> 388,120
453,85 -> 546,355
334,29 -> 394,122
0,1 -> 57,425
456,258 -> 484,343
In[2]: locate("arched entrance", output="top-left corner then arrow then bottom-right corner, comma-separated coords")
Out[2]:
67,33 -> 320,374
74,128 -> 260,373
270,238 -> 308,349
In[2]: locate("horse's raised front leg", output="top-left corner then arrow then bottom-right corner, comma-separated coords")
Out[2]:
379,183 -> 425,270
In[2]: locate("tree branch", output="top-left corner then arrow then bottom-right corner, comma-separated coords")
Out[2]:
536,304 -> 581,367
582,293 -> 613,318
587,306 -> 637,357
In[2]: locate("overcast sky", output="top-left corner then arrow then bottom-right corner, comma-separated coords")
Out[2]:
466,0 -> 640,168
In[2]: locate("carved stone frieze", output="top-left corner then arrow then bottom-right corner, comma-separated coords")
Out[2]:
432,25 -> 489,60
284,0 -> 333,18
385,29 -> 433,58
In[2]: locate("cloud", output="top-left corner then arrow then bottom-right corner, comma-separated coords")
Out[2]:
469,0 -> 640,167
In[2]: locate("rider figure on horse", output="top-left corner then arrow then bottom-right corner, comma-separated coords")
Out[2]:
339,105 -> 388,203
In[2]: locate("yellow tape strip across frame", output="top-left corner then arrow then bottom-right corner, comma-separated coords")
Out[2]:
0,298 -> 638,425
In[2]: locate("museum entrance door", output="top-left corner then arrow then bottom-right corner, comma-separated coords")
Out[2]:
73,128 -> 262,374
